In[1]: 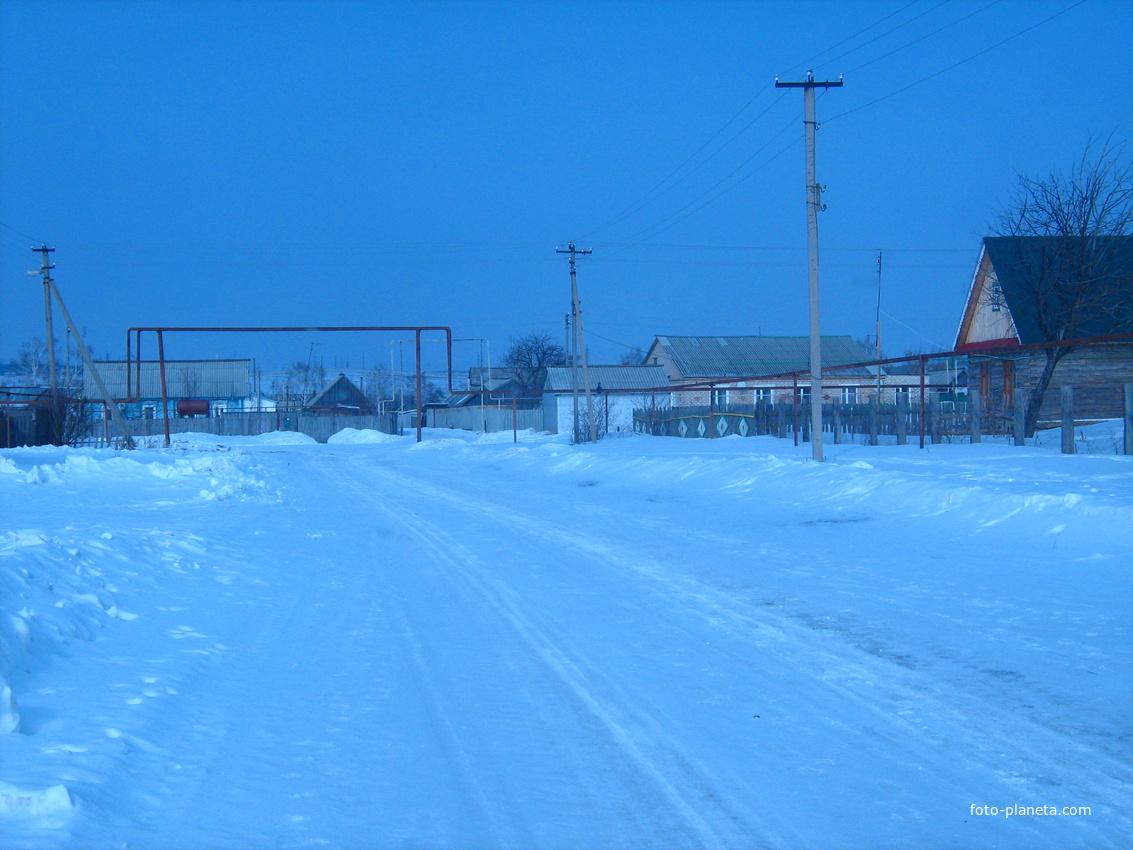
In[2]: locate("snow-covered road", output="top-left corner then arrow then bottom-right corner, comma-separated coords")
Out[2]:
2,430 -> 1131,848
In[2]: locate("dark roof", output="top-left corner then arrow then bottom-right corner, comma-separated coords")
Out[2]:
306,373 -> 372,410
983,235 -> 1133,344
543,365 -> 670,392
653,335 -> 874,379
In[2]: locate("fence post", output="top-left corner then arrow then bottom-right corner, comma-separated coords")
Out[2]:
1125,383 -> 1133,456
918,356 -> 927,449
896,393 -> 907,445
969,389 -> 981,444
708,386 -> 716,439
928,393 -> 941,444
832,402 -> 842,444
1013,389 -> 1027,447
868,396 -> 879,446
1061,385 -> 1074,454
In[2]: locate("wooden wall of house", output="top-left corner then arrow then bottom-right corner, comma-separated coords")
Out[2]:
969,342 -> 1133,422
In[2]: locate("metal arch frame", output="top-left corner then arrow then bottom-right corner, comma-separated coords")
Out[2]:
126,326 -> 455,446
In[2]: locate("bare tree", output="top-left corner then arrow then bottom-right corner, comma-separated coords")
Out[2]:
620,345 -> 647,365
501,332 -> 567,403
992,138 -> 1133,435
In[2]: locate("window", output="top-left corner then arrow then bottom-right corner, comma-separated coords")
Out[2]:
840,387 -> 859,404
752,388 -> 772,404
711,389 -> 729,408
795,385 -> 811,402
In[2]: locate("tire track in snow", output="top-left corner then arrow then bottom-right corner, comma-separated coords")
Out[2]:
331,459 -> 796,850
356,456 -> 1133,846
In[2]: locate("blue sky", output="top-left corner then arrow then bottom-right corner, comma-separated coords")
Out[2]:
2,0 -> 1131,379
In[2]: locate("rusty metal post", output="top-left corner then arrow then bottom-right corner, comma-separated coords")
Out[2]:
792,375 -> 799,446
919,355 -> 927,449
896,392 -> 908,445
157,330 -> 171,447
415,329 -> 423,443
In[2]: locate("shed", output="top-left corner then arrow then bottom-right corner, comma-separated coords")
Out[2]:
304,373 -> 376,414
542,364 -> 669,436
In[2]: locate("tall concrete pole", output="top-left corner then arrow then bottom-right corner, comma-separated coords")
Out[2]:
776,71 -> 842,462
557,243 -> 595,442
35,246 -> 58,395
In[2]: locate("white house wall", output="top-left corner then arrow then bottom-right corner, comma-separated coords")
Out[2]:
550,393 -> 640,435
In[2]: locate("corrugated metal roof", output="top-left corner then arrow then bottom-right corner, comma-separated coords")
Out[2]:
544,365 -> 669,392
84,360 -> 250,399
654,336 -> 872,378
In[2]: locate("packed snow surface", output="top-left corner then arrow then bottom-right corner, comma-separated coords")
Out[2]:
1,427 -> 1130,849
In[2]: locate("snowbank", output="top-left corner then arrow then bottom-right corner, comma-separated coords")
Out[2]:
326,428 -> 405,444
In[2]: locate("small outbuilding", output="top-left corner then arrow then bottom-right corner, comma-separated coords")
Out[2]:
303,373 -> 377,414
542,365 -> 670,436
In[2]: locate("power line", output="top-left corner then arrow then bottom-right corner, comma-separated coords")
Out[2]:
0,221 -> 42,244
573,2 -> 943,246
826,0 -> 1090,123
844,0 -> 1005,75
595,115 -> 803,260
807,0 -> 953,75
575,88 -> 790,242
781,0 -> 922,76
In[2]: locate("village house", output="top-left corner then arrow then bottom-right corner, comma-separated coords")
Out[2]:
303,373 -> 377,415
642,335 -> 892,406
541,364 -> 670,435
83,359 -> 251,419
954,235 -> 1133,423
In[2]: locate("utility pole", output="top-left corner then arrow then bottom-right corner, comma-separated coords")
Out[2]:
556,242 -> 596,443
36,254 -> 136,449
34,245 -> 58,396
876,249 -> 883,397
565,311 -> 578,439
775,71 -> 842,462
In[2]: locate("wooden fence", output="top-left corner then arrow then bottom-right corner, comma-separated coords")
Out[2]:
97,411 -> 399,445
429,406 -> 543,433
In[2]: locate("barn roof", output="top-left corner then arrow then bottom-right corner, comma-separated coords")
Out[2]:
306,373 -> 372,410
651,336 -> 873,379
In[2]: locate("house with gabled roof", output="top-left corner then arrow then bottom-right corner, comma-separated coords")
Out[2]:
643,335 -> 885,406
541,364 -> 669,435
304,373 -> 376,414
83,359 -> 250,419
955,235 -> 1133,423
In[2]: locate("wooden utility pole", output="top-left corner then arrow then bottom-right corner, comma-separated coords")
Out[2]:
775,71 -> 842,462
557,242 -> 596,442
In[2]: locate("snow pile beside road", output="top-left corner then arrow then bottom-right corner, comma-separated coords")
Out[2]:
326,428 -> 405,444
0,444 -> 273,773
